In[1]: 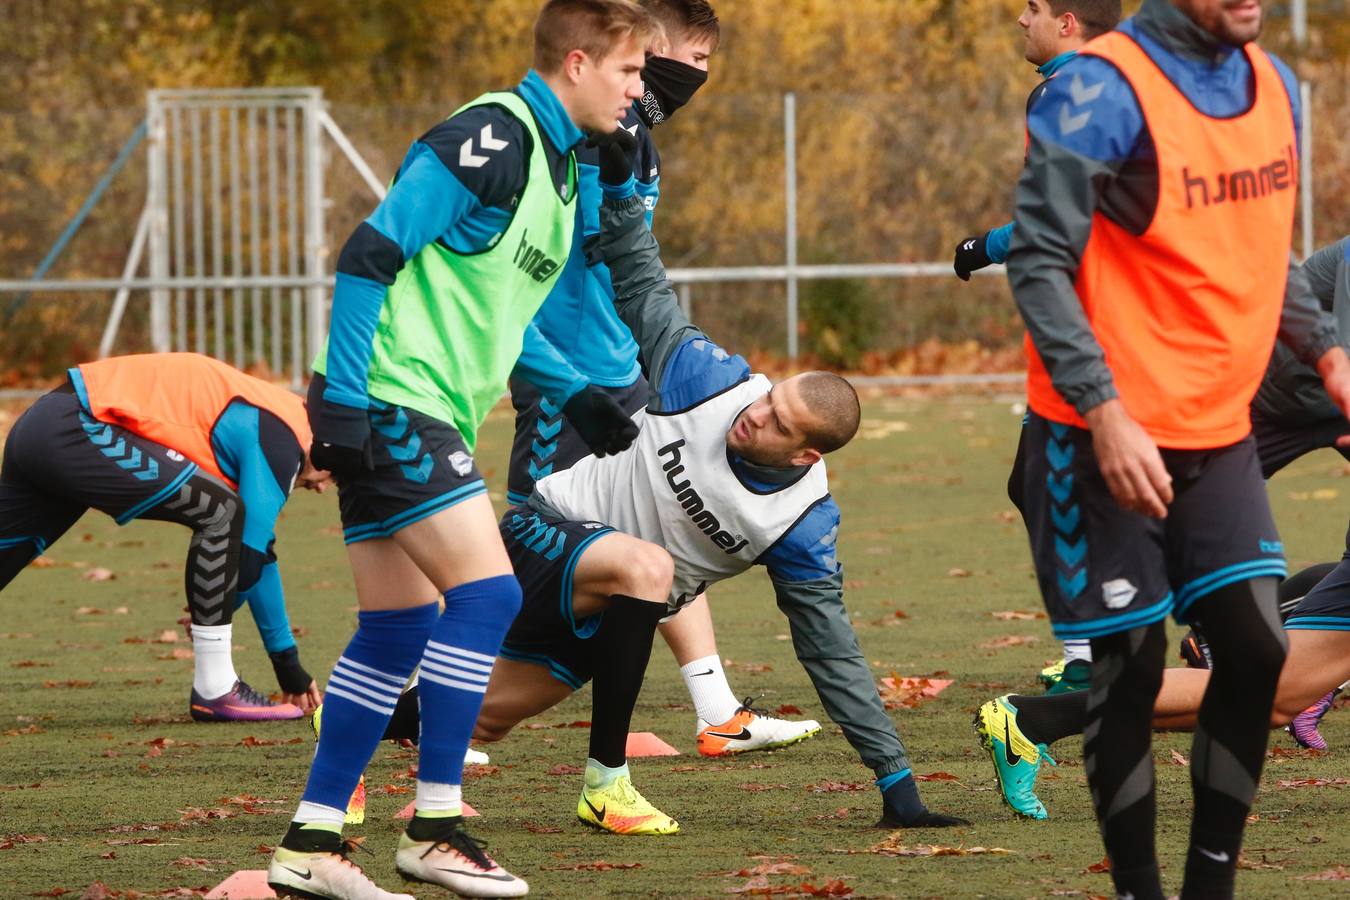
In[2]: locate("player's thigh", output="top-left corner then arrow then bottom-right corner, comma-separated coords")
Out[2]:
571,530 -> 674,616
391,493 -> 512,590
0,478 -> 85,588
346,538 -> 443,610
1272,629 -> 1350,721
474,657 -> 576,742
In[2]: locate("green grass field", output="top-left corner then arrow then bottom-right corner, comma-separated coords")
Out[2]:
3,393 -> 1349,898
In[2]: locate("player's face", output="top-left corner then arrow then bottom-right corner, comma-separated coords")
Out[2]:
663,33 -> 715,72
1018,0 -> 1063,66
570,35 -> 648,132
726,376 -> 825,469
1175,0 -> 1263,44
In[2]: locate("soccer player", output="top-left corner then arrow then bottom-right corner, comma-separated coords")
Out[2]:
462,137 -> 968,837
955,0 -> 1123,697
267,3 -> 658,898
505,0 -> 821,754
997,1 -> 1350,897
0,352 -> 328,720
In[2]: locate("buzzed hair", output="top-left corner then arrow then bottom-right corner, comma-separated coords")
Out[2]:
534,0 -> 665,74
797,372 -> 861,455
638,0 -> 721,52
1049,0 -> 1122,40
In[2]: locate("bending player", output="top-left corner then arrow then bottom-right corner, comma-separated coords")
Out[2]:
268,2 -> 655,898
954,0 -> 1123,696
997,1 -> 1350,897
0,352 -> 328,720
396,134 -> 970,837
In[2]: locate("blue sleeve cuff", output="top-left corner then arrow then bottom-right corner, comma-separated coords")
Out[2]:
985,223 -> 1014,265
602,175 -> 637,201
875,769 -> 913,791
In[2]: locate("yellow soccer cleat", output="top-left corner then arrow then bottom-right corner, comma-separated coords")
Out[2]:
312,703 -> 368,826
576,771 -> 679,836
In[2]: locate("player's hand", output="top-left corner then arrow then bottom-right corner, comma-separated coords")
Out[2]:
563,385 -> 639,457
585,127 -> 639,186
283,680 -> 322,714
270,646 -> 316,704
309,394 -> 374,479
1083,399 -> 1172,518
1315,346 -> 1350,447
310,440 -> 373,479
952,234 -> 991,282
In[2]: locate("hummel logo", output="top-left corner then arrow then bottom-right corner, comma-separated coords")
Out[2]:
459,124 -> 509,169
280,864 -> 313,880
583,795 -> 607,822
1197,848 -> 1231,864
962,240 -> 977,251
705,726 -> 752,741
1003,720 -> 1022,767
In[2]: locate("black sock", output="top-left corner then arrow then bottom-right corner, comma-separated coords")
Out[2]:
1007,691 -> 1088,746
280,821 -> 342,853
587,595 -> 665,768
406,812 -> 463,841
1085,623 -> 1167,900
1181,578 -> 1286,900
382,684 -> 421,743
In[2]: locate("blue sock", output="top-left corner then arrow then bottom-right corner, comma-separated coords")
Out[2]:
299,603 -> 439,815
416,575 -> 522,791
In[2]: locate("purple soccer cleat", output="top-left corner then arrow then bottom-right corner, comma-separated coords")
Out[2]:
1287,688 -> 1341,751
190,679 -> 304,722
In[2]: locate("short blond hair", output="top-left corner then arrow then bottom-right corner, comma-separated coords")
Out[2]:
534,0 -> 665,74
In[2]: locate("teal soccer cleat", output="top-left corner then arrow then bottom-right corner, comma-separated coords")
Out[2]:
973,695 -> 1056,819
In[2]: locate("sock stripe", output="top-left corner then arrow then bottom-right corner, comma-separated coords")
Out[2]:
325,684 -> 397,715
328,667 -> 404,702
334,655 -> 410,687
421,657 -> 491,684
425,639 -> 495,666
423,645 -> 495,675
419,668 -> 489,694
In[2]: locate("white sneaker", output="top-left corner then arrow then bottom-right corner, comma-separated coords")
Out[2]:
395,826 -> 527,897
268,844 -> 414,900
696,699 -> 822,757
465,747 -> 491,765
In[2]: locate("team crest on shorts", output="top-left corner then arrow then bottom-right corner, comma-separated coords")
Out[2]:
166,450 -> 185,462
448,450 -> 474,476
1102,578 -> 1138,610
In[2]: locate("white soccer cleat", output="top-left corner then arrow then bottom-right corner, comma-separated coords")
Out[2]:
696,699 -> 822,757
268,844 -> 414,900
395,825 -> 528,897
465,747 -> 491,765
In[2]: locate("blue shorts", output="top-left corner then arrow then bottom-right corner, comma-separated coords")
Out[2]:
1286,525 -> 1350,632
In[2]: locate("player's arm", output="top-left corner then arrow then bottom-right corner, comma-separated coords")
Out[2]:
214,402 -> 318,709
765,501 -> 965,827
953,222 -> 1012,282
1009,57 -> 1174,517
315,108 -> 528,469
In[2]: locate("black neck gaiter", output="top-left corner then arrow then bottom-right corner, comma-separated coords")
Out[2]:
638,56 -> 708,127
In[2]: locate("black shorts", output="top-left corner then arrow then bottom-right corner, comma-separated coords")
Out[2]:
1286,523 -> 1350,633
505,377 -> 647,506
1251,412 -> 1350,478
1020,413 -> 1286,640
497,505 -> 614,689
0,387 -> 202,557
334,398 -> 486,545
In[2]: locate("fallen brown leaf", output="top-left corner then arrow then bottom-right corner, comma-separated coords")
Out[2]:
808,782 -> 866,793
915,772 -> 960,782
27,556 -> 56,569
155,630 -> 180,644
990,610 -> 1044,621
1169,750 -> 1189,766
979,635 -> 1039,649
1300,867 -> 1350,881
775,704 -> 802,715
1084,857 -> 1112,874
12,660 -> 52,668
540,861 -> 641,871
525,823 -> 563,834
723,659 -> 773,673
1277,777 -> 1350,788
547,764 -> 584,775
868,835 -> 1013,858
946,567 -> 972,578
43,680 -> 94,689
81,568 -> 115,583
737,783 -> 789,792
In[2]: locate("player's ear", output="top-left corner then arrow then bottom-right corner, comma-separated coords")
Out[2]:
563,48 -> 589,84
790,447 -> 823,467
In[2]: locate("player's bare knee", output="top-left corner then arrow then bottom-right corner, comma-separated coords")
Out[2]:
621,543 -> 674,600
472,704 -> 516,743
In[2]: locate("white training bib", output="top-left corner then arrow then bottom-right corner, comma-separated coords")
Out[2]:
536,375 -> 829,609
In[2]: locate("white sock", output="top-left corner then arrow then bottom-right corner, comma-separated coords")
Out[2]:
584,758 -> 629,789
681,654 -> 741,725
293,800 -> 346,828
192,623 -> 238,698
1062,639 -> 1092,664
414,780 -> 462,815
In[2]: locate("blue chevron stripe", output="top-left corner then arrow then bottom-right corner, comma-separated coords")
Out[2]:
535,417 -> 563,440
1048,473 -> 1073,505
133,458 -> 160,482
543,529 -> 568,561
1058,567 -> 1088,599
1046,438 -> 1074,472
116,447 -> 144,470
540,398 -> 564,418
387,431 -> 423,462
528,459 -> 553,481
372,407 -> 410,439
1055,534 -> 1087,568
400,453 -> 434,484
531,437 -> 558,460
1049,422 -> 1069,440
1051,503 -> 1080,535
526,525 -> 557,554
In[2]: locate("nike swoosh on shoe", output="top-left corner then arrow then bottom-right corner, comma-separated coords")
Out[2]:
705,727 -> 753,741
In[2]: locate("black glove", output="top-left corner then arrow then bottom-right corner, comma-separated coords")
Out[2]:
269,646 -> 314,696
585,127 -> 639,186
562,385 -> 639,457
307,393 -> 374,480
953,233 -> 992,282
310,439 -> 373,480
